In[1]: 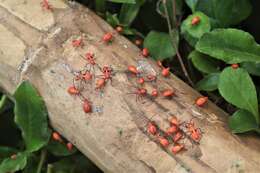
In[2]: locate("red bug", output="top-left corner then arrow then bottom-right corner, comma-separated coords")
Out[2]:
101,66 -> 113,82
170,117 -> 179,126
146,74 -> 157,82
10,154 -> 17,160
158,137 -> 169,147
67,142 -> 73,151
166,125 -> 178,135
102,32 -> 113,43
185,120 -> 202,142
142,48 -> 149,57
116,26 -> 123,33
72,38 -> 84,48
147,122 -> 157,135
151,89 -> 159,97
67,86 -> 80,95
52,132 -> 62,142
84,53 -> 96,66
173,131 -> 183,143
82,71 -> 93,81
162,89 -> 175,98
195,96 -> 208,107
41,0 -> 52,11
172,144 -> 184,154
162,67 -> 170,77
95,78 -> 106,90
83,99 -> 92,113
191,16 -> 200,25
137,77 -> 145,84
135,39 -> 142,46
128,87 -> 147,102
128,65 -> 139,75
231,64 -> 239,69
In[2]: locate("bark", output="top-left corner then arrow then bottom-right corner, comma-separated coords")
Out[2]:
0,1 -> 260,173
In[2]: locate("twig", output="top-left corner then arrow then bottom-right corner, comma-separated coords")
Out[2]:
36,149 -> 47,173
162,0 -> 194,86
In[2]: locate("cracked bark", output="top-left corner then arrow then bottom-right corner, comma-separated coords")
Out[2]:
0,1 -> 260,173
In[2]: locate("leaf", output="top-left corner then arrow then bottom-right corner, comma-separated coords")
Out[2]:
0,152 -> 28,173
108,0 -> 135,4
14,81 -> 50,152
106,12 -> 120,27
218,67 -> 259,123
119,0 -> 145,26
241,62 -> 260,76
195,0 -> 252,27
0,95 -> 12,115
196,29 -> 260,64
0,146 -> 18,162
184,0 -> 198,12
144,31 -> 178,60
157,0 -> 183,21
181,12 -> 210,47
189,51 -> 219,74
229,109 -> 258,133
196,73 -> 220,91
47,140 -> 77,157
22,154 -> 38,173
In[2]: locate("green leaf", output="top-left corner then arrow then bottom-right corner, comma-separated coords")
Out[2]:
184,0 -> 198,12
157,0 -> 183,23
0,95 -> 12,115
144,31 -> 178,60
106,12 -> 120,27
189,51 -> 219,74
0,146 -> 18,162
196,29 -> 260,64
0,152 -> 28,172
95,0 -> 106,13
196,73 -> 220,91
47,140 -> 77,157
241,62 -> 260,76
181,12 -> 210,47
119,0 -> 145,26
108,0 -> 135,4
218,67 -> 259,123
229,109 -> 258,133
195,0 -> 252,27
14,81 -> 50,152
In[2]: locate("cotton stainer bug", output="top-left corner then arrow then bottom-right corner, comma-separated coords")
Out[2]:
80,52 -> 98,76
72,38 -> 84,48
147,122 -> 157,135
185,119 -> 202,142
172,144 -> 184,154
127,87 -> 147,102
195,96 -> 208,107
41,0 -> 52,11
162,89 -> 175,98
83,99 -> 92,113
127,65 -> 139,75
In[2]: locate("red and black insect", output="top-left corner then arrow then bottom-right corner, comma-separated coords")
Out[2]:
41,0 -> 52,11
128,87 -> 147,102
72,38 -> 84,48
191,16 -> 200,25
95,65 -> 114,90
185,120 -> 202,142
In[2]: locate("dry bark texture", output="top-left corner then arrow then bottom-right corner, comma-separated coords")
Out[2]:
0,1 -> 260,173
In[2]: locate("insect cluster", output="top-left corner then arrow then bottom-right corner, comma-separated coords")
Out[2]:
54,4 -> 209,156
147,116 -> 202,154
